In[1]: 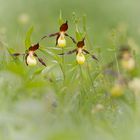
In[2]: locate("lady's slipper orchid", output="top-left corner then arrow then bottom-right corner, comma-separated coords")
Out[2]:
59,38 -> 98,64
119,47 -> 135,71
104,45 -> 135,72
26,52 -> 37,66
41,21 -> 76,47
12,43 -> 46,67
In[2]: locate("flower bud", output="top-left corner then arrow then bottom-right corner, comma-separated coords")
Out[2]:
76,53 -> 85,64
121,58 -> 135,71
58,32 -> 66,47
27,54 -> 37,66
110,84 -> 124,97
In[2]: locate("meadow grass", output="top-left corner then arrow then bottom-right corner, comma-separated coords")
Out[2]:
0,0 -> 140,140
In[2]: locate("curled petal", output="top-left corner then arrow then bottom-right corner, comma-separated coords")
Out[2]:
12,53 -> 24,56
58,49 -> 77,55
60,21 -> 68,32
34,53 -> 46,67
49,32 -> 59,37
65,33 -> 76,44
77,39 -> 85,48
83,49 -> 98,61
38,58 -> 47,67
29,43 -> 39,51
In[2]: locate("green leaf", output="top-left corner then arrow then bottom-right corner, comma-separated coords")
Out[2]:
58,10 -> 64,26
34,68 -> 44,75
75,30 -> 83,41
25,26 -> 34,49
7,48 -> 15,54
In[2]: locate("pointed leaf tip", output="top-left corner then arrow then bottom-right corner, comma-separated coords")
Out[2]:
25,26 -> 34,49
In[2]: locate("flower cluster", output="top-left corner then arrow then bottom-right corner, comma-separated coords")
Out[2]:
59,38 -> 98,64
104,44 -> 136,97
12,21 -> 97,66
119,46 -> 135,71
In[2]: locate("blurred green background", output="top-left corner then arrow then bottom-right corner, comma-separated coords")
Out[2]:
1,0 -> 140,45
0,0 -> 140,140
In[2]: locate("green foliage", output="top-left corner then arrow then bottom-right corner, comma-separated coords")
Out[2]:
25,26 -> 34,49
58,10 -> 64,26
0,0 -> 140,140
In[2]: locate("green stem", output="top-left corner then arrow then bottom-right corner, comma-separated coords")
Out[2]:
115,52 -> 120,75
79,64 -> 83,80
86,60 -> 97,94
61,48 -> 65,81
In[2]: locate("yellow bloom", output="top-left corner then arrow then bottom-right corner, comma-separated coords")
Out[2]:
58,32 -> 66,47
27,54 -> 37,66
128,78 -> 140,96
110,84 -> 124,97
76,53 -> 85,64
121,58 -> 135,71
